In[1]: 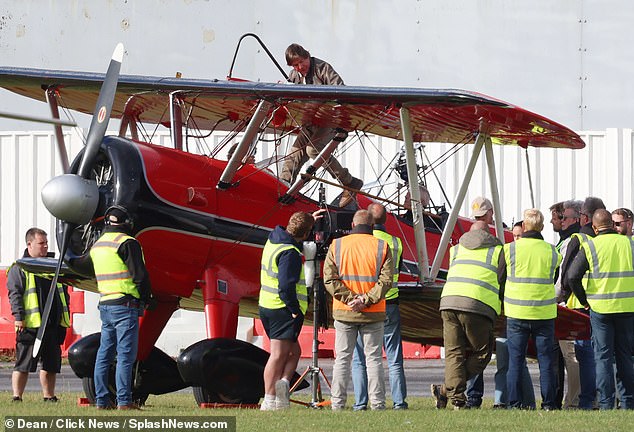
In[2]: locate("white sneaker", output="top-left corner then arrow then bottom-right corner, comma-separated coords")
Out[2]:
260,399 -> 276,411
275,379 -> 290,409
260,394 -> 276,411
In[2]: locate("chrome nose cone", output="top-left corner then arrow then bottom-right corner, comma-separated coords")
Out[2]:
41,174 -> 99,225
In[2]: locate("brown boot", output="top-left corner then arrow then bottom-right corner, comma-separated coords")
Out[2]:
339,177 -> 363,207
118,403 -> 141,410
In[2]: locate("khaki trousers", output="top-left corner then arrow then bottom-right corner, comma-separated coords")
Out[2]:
331,320 -> 385,409
442,310 -> 495,405
280,126 -> 352,185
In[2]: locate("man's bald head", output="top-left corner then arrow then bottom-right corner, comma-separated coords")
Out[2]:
367,203 -> 387,225
352,209 -> 374,227
470,220 -> 489,232
592,209 -> 614,232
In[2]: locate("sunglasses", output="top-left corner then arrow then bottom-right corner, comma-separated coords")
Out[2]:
614,221 -> 629,227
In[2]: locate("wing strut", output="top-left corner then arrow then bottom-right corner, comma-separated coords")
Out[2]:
118,95 -> 139,141
400,107 -> 430,282
217,99 -> 272,190
45,88 -> 70,173
484,136 -> 505,243
430,133 -> 485,281
169,92 -> 184,151
279,129 -> 348,202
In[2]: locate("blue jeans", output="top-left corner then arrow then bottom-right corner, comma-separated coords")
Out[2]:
352,303 -> 407,409
466,373 -> 483,407
494,337 -> 535,407
574,338 -> 596,409
506,318 -> 556,409
590,310 -> 634,410
94,304 -> 139,407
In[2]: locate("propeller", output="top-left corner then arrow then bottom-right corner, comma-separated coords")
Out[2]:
33,43 -> 124,358
0,111 -> 77,127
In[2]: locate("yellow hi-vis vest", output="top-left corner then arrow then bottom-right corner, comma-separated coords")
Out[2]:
581,233 -> 634,314
373,229 -> 402,301
90,232 -> 140,302
259,241 -> 308,314
503,238 -> 561,320
6,265 -> 70,329
566,233 -> 590,309
442,243 -> 503,315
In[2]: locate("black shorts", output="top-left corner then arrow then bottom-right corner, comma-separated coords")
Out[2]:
259,306 -> 304,342
14,329 -> 62,373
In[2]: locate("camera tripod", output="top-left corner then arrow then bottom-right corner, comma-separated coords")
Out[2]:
290,253 -> 331,408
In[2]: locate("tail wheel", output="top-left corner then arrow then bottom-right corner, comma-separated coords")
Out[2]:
192,386 -> 259,405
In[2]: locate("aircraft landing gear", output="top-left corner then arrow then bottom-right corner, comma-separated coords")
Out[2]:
68,333 -> 188,406
81,372 -> 149,407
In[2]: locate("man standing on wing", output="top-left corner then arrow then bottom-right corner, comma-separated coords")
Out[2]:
282,43 -> 363,207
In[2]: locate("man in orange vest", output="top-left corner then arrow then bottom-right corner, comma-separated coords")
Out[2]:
324,209 -> 393,410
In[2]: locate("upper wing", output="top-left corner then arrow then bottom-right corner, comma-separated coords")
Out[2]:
0,67 -> 584,149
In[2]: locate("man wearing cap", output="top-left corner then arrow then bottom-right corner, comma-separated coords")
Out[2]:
89,206 -> 152,410
565,209 -> 634,409
463,196 -> 494,408
431,221 -> 506,410
471,196 -> 494,225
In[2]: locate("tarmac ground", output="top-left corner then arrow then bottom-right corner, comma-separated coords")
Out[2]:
0,358 -> 542,402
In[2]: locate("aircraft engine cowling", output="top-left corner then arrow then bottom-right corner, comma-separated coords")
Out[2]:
57,136 -> 146,277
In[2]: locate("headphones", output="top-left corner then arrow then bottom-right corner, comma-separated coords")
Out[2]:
104,205 -> 133,228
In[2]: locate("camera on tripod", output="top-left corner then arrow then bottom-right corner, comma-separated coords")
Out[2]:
311,210 -> 354,259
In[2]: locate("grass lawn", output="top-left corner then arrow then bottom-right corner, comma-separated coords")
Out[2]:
1,392 -> 632,432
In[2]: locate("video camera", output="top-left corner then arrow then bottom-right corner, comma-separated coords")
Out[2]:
310,183 -> 355,259
312,210 -> 354,259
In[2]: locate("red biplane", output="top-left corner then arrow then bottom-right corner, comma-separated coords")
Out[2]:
0,41 -> 590,405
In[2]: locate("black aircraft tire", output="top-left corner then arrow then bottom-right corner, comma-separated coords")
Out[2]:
82,376 -> 149,406
192,386 -> 259,405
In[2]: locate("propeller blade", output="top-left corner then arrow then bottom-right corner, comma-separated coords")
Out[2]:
77,43 -> 124,179
0,111 -> 77,127
32,225 -> 72,359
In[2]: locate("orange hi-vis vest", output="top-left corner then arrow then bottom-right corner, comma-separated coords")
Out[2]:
331,233 -> 389,313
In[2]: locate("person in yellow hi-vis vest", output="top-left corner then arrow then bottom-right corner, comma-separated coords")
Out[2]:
7,228 -> 70,403
324,209 -> 393,411
430,221 -> 506,410
561,196 -> 605,410
259,211 -> 316,411
504,208 -> 562,411
565,209 -> 634,410
352,203 -> 408,410
88,206 -> 152,410
552,200 -> 583,410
